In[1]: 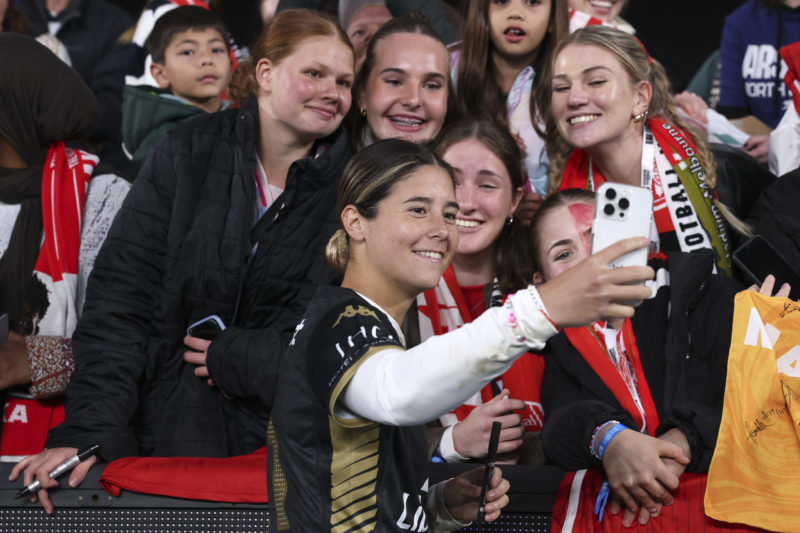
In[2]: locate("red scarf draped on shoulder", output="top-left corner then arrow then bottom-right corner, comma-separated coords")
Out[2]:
563,320 -> 659,434
417,266 -> 545,431
0,142 -> 95,460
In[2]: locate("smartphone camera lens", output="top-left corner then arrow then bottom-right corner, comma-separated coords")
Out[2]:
618,197 -> 630,210
603,203 -> 615,216
605,188 -> 617,200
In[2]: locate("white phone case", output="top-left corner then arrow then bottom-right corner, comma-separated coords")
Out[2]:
591,183 -> 653,271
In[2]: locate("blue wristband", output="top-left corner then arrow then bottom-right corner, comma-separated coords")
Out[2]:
595,481 -> 610,522
595,422 -> 629,461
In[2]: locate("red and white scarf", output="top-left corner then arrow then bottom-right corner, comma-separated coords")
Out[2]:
417,266 -> 545,431
563,319 -> 659,435
33,142 -> 97,336
1,142 -> 96,461
559,117 -> 731,276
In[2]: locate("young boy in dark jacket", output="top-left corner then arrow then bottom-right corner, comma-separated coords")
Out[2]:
122,6 -> 233,175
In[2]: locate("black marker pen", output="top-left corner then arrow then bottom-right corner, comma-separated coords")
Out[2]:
15,443 -> 101,499
477,421 -> 502,522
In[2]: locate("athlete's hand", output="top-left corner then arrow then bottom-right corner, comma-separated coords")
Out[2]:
451,389 -> 525,460
9,447 -> 96,514
443,465 -> 510,523
538,237 -> 654,327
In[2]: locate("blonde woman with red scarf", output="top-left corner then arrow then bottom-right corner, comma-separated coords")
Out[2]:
529,189 -> 749,529
534,26 -> 746,278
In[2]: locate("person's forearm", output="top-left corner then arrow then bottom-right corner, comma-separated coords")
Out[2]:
343,291 -> 557,425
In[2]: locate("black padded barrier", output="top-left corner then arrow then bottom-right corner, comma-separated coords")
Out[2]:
0,462 -> 564,532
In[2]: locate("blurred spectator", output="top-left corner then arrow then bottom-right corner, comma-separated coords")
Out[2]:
0,34 -> 130,461
17,0 -> 138,163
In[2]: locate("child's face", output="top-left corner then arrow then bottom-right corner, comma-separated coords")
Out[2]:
152,28 -> 232,112
488,0 -> 551,65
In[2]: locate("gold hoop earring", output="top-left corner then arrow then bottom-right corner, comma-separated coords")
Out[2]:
634,110 -> 648,122
360,108 -> 366,117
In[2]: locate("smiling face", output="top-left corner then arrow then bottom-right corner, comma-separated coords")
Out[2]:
346,4 -> 393,69
534,200 -> 594,282
488,0 -> 551,65
568,0 -> 625,21
358,165 -> 459,297
257,35 -> 354,145
151,28 -> 233,113
550,42 -> 649,155
358,32 -> 449,144
442,138 -> 521,260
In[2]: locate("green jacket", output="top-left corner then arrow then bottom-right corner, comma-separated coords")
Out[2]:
121,85 -> 207,175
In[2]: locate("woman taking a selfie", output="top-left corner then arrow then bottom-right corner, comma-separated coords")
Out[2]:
270,138 -> 656,531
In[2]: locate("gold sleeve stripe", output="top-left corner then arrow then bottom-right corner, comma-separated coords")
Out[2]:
332,480 -> 380,519
329,344 -> 400,428
332,509 -> 378,533
331,447 -> 380,489
330,418 -> 381,532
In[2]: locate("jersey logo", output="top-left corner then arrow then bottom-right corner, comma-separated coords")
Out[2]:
332,305 -> 380,327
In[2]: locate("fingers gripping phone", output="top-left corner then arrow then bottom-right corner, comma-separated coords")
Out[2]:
186,315 -> 226,341
591,183 -> 654,271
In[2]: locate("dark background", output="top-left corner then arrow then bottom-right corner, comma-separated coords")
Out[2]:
109,0 -> 746,92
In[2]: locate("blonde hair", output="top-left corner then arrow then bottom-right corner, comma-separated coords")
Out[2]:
325,138 -> 455,271
532,26 -> 750,235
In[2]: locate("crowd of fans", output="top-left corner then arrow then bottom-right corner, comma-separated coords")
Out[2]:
1,0 -> 799,530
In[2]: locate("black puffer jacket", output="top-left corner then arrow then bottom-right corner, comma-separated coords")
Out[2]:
541,251 -> 743,473
47,98 -> 352,461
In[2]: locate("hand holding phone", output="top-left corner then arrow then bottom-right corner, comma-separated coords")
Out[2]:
591,183 -> 654,271
186,314 -> 226,341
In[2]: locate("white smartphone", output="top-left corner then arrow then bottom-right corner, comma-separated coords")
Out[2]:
591,183 -> 653,271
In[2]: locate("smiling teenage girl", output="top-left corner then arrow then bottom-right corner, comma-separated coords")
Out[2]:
12,9 -> 356,513
349,13 -> 453,148
271,138 -> 656,531
413,119 -> 546,464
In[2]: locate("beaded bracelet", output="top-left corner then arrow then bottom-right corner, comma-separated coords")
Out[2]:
590,421 -> 629,461
590,420 -> 618,459
505,299 -> 526,343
